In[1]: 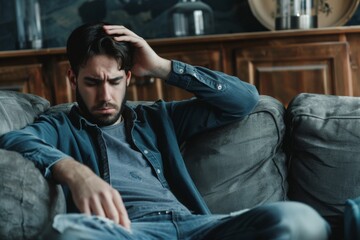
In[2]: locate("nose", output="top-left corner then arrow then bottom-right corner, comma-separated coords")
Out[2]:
99,82 -> 111,102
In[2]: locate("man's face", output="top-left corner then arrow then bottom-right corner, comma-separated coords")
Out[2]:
69,54 -> 131,126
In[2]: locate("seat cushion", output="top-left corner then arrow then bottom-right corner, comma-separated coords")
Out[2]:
181,95 -> 287,214
0,90 -> 50,136
286,93 -> 360,238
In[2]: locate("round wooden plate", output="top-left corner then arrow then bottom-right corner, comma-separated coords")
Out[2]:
248,0 -> 360,30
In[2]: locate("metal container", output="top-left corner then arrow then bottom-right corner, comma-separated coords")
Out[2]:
276,0 -> 318,30
169,0 -> 214,37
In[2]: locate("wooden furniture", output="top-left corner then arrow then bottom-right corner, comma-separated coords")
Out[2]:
1,26 -> 360,106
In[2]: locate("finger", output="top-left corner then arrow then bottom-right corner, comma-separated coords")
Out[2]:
101,193 -> 120,224
103,25 -> 140,38
113,35 -> 144,46
89,196 -> 106,218
112,190 -> 131,230
78,199 -> 91,216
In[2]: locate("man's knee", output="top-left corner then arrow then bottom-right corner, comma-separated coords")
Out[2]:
270,202 -> 330,240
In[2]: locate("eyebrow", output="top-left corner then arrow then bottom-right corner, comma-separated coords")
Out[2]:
84,76 -> 124,82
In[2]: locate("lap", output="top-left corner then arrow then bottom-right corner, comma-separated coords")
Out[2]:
41,202 -> 330,240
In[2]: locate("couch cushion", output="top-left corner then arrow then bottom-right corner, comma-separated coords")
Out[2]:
0,149 -> 66,240
0,90 -> 50,136
286,93 -> 360,237
181,95 -> 287,214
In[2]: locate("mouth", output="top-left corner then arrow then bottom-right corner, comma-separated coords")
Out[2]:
94,107 -> 117,115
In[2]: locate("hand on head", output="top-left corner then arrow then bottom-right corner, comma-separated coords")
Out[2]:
103,25 -> 171,80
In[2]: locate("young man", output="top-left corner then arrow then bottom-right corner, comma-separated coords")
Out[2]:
0,23 -> 329,239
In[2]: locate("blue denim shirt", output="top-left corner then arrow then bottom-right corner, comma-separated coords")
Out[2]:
0,60 -> 259,215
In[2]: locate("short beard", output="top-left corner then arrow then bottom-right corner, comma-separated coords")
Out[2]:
75,86 -> 127,126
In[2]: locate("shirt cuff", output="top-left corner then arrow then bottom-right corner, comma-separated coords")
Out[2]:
165,60 -> 197,89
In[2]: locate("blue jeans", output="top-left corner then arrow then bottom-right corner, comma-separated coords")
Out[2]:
49,202 -> 330,240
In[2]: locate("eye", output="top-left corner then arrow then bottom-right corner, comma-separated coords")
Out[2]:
84,80 -> 98,86
109,80 -> 121,85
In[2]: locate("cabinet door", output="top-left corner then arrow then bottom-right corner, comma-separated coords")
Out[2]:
131,50 -> 221,101
235,42 -> 352,106
0,64 -> 48,98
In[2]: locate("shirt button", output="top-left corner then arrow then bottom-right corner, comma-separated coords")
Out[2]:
144,149 -> 149,154
217,84 -> 223,90
157,169 -> 161,174
178,69 -> 184,74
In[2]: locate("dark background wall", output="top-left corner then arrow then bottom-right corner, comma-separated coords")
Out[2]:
1,0 -> 360,51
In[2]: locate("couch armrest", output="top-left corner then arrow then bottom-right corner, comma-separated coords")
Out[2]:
0,149 -> 66,240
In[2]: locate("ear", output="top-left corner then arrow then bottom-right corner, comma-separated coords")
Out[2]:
68,69 -> 77,90
126,71 -> 132,87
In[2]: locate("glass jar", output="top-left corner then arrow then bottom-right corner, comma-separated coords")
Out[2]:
15,0 -> 43,49
276,0 -> 318,30
169,0 -> 214,37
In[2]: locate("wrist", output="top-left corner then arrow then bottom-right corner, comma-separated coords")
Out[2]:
153,58 -> 172,80
52,158 -> 92,185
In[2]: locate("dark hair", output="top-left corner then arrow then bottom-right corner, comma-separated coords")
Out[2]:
66,22 -> 133,76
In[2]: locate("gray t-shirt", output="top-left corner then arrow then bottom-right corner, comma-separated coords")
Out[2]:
101,122 -> 190,219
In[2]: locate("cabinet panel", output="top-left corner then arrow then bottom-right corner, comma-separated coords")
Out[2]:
235,42 -> 352,106
0,64 -> 48,99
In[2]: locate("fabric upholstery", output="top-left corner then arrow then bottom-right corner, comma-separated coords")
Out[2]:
0,149 -> 66,240
287,93 -> 360,215
0,90 -> 50,136
182,95 -> 287,213
286,93 -> 360,238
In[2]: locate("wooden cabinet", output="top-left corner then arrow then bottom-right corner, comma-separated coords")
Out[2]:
0,49 -> 68,104
1,26 -> 360,106
234,42 -> 352,106
0,64 -> 46,96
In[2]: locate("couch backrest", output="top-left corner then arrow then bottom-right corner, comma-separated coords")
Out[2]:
286,93 -> 360,238
181,95 -> 288,213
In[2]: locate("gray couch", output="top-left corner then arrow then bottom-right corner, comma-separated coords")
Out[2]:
1,90 -> 360,240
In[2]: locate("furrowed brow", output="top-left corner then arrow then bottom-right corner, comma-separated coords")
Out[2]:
109,76 -> 123,81
84,76 -> 123,82
84,77 -> 102,83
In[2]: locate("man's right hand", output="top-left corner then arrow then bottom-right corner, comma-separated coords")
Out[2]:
51,158 -> 131,230
103,25 -> 172,81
